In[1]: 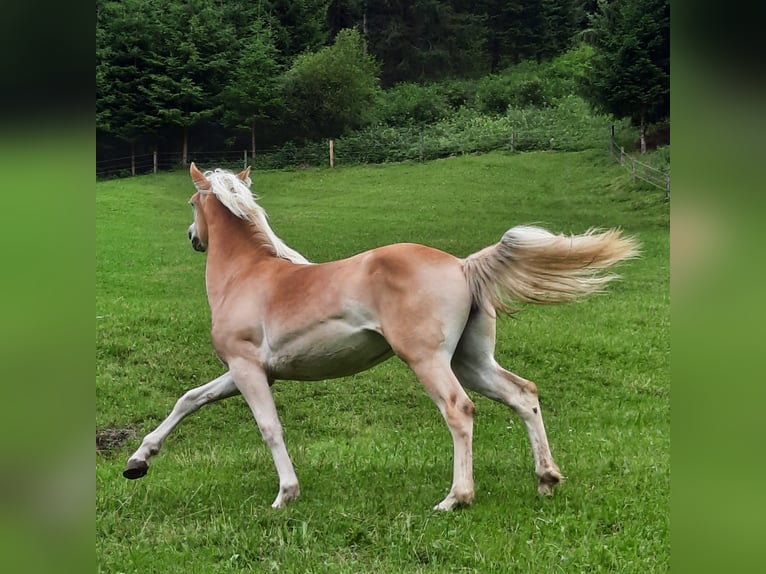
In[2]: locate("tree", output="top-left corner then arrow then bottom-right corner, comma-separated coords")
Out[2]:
538,0 -> 578,60
281,28 -> 381,140
220,20 -> 282,157
265,0 -> 331,64
475,0 -> 578,70
147,0 -> 237,166
584,0 -> 669,153
96,0 -> 163,173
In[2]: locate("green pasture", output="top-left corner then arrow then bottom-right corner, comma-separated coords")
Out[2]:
96,150 -> 669,573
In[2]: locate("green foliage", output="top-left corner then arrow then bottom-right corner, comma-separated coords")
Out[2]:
257,95 -> 628,168
475,74 -> 516,114
536,42 -> 595,100
265,0 -> 331,64
432,78 -> 478,110
379,83 -> 452,127
479,0 -> 580,70
96,0 -> 662,170
636,145 -> 670,174
583,0 -> 670,127
473,45 -> 595,114
96,0 -> 164,141
149,0 -> 236,131
515,79 -> 547,107
365,0 -> 487,85
220,21 -> 282,132
281,29 -> 381,140
97,152 -> 668,573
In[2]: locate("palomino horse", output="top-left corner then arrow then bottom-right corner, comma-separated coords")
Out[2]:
124,163 -> 638,510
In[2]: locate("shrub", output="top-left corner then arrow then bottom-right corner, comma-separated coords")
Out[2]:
432,79 -> 477,110
281,29 -> 382,140
475,74 -> 515,114
516,79 -> 547,108
380,83 -> 451,127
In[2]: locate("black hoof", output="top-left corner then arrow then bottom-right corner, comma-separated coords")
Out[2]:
123,459 -> 149,479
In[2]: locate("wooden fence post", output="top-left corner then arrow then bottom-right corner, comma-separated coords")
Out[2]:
620,147 -> 625,166
665,172 -> 670,201
244,149 -> 248,169
329,139 -> 334,168
153,150 -> 158,174
610,124 -> 615,156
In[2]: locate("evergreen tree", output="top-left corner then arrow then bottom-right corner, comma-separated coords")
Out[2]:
538,0 -> 578,60
220,20 -> 282,157
364,0 -> 485,84
327,0 -> 364,37
584,0 -> 669,152
476,0 -> 578,69
96,0 -> 163,171
265,0 -> 331,64
147,0 -> 237,165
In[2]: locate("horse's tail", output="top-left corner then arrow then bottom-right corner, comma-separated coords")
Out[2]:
461,225 -> 640,313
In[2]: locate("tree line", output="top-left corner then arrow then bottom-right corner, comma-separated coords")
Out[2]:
96,0 -> 669,164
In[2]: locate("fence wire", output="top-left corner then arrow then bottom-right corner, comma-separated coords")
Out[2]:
97,128 -> 669,200
613,146 -> 670,200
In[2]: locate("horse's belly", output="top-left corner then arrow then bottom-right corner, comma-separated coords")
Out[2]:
265,325 -> 393,381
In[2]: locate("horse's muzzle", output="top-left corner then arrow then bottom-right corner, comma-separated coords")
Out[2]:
191,237 -> 206,252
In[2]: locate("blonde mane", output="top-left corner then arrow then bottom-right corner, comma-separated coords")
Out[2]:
204,169 -> 311,265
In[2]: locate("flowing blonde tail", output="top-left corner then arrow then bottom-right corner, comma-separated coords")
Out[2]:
462,225 -> 640,313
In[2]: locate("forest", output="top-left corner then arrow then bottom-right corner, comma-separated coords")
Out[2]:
96,0 -> 669,169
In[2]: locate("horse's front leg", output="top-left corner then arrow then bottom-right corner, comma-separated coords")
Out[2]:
229,359 -> 300,508
124,371 -> 239,479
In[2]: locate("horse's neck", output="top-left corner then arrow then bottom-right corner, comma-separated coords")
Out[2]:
204,202 -> 277,300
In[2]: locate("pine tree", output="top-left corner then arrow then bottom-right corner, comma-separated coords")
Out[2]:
220,20 -> 282,158
146,0 -> 237,165
96,0 -> 164,173
585,0 -> 670,153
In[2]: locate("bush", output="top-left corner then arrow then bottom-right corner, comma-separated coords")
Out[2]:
475,74 -> 515,114
432,79 -> 477,110
516,79 -> 547,108
321,95 -> 624,165
380,83 -> 451,127
281,29 -> 382,140
505,95 -> 626,151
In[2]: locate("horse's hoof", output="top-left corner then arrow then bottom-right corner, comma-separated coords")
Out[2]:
123,459 -> 149,479
537,467 -> 563,496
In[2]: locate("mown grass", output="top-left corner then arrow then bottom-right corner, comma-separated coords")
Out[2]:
96,150 -> 669,573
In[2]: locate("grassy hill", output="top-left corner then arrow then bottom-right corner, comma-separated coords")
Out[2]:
97,150 -> 668,572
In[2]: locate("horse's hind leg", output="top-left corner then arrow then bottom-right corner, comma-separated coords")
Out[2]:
404,353 -> 476,511
452,312 -> 563,495
124,371 -> 239,479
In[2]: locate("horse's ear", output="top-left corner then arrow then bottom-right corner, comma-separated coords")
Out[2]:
190,162 -> 211,190
237,166 -> 251,183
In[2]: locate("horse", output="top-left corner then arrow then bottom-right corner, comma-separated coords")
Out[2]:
124,162 -> 639,510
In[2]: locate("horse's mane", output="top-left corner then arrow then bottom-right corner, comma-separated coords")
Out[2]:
204,169 -> 312,265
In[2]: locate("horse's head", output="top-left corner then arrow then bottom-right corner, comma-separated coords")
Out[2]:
187,162 -> 251,252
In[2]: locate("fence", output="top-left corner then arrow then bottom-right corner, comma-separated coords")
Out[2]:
609,126 -> 670,200
97,125 -> 669,198
613,147 -> 670,201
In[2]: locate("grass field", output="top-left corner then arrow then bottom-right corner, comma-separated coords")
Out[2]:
96,150 -> 669,573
